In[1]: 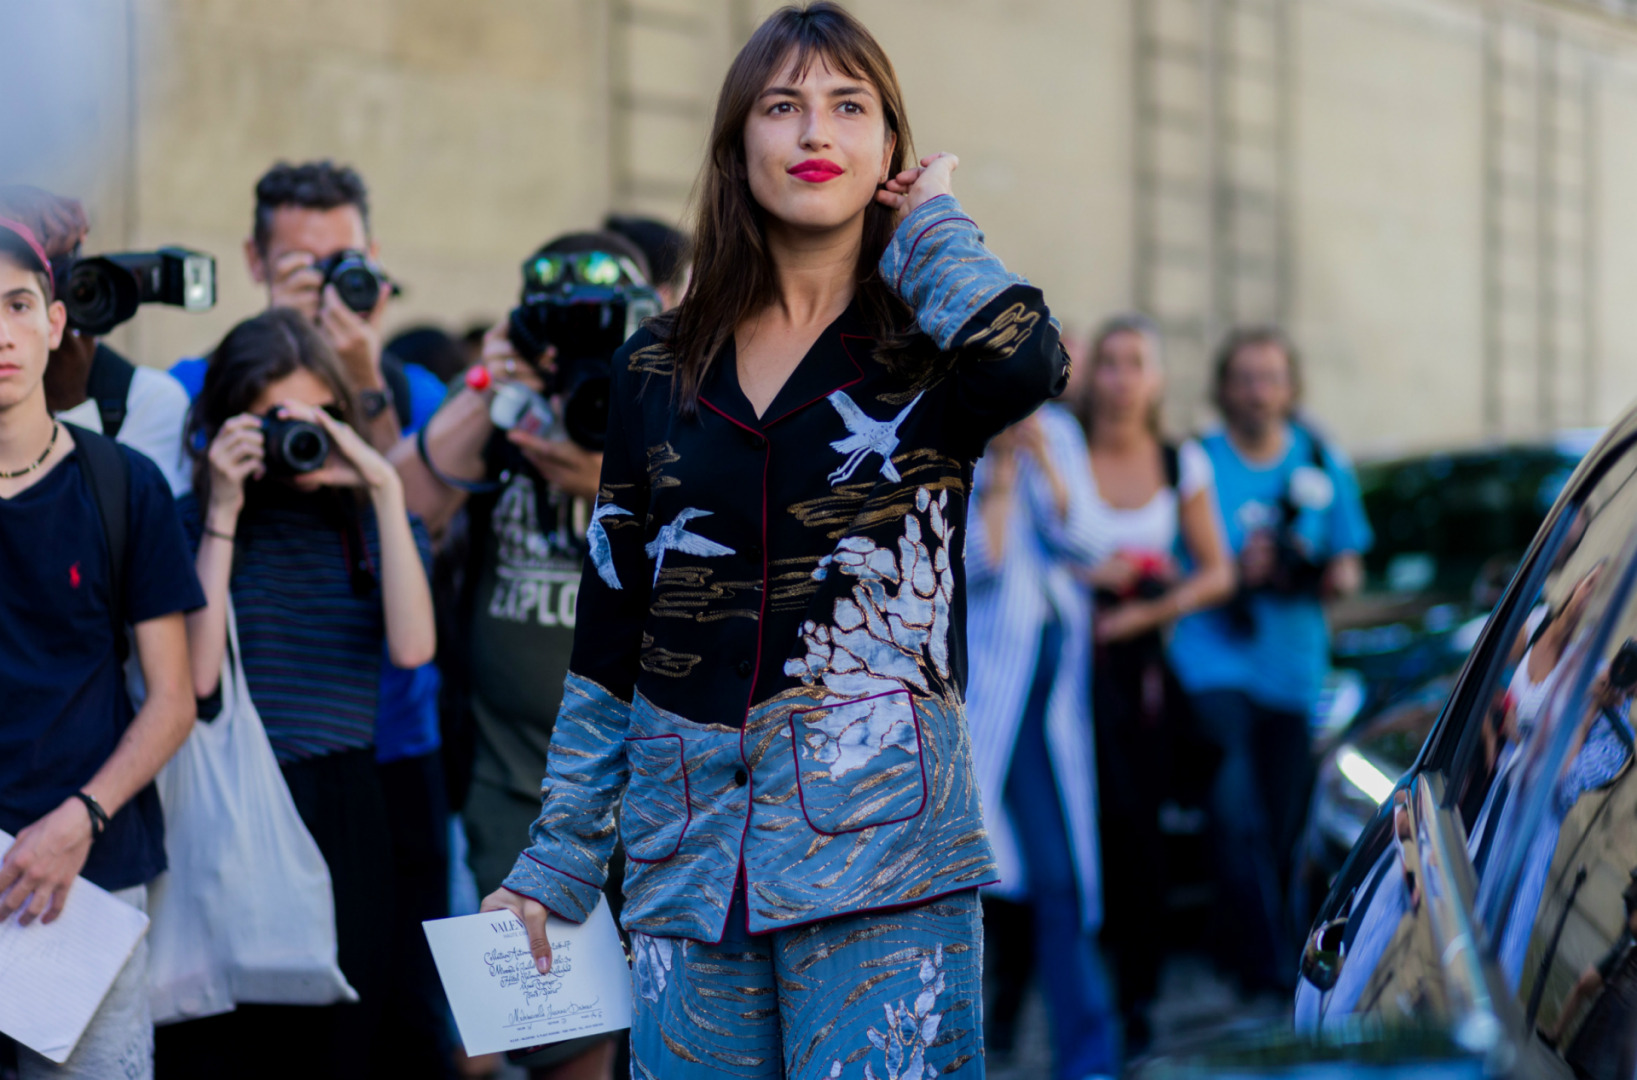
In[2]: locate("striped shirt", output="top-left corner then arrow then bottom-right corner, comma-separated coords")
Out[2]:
179,487 -> 432,762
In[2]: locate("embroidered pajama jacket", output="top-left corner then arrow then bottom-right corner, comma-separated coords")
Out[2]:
503,196 -> 1070,945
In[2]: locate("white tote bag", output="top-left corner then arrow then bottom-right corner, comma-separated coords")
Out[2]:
147,601 -> 357,1024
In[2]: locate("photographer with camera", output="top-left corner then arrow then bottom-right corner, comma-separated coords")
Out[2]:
165,160 -> 455,1077
390,230 -> 654,1079
0,184 -> 205,495
158,308 -> 434,1079
169,161 -> 435,453
1169,325 -> 1372,1000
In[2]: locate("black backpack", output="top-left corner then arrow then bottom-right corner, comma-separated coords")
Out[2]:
61,422 -> 131,661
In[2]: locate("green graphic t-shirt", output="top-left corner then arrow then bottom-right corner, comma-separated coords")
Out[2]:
468,472 -> 584,798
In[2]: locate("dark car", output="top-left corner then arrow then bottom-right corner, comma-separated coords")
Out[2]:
1144,416 -> 1637,1076
1293,437 -> 1595,933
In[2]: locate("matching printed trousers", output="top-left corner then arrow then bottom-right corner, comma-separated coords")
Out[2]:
629,888 -> 985,1080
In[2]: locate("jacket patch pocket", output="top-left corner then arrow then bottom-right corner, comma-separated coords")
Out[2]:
791,690 -> 927,835
621,734 -> 690,862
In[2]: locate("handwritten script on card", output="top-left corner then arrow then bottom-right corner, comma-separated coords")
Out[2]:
424,897 -> 632,1056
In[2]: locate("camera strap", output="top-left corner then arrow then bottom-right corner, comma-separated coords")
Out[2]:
1277,423 -> 1330,530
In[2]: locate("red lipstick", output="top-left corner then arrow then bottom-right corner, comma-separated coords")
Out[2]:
787,158 -> 845,183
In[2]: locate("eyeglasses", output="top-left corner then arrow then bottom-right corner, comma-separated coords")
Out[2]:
521,251 -> 646,291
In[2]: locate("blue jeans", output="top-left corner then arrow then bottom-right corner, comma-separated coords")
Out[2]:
1003,622 -> 1118,1079
1191,689 -> 1310,994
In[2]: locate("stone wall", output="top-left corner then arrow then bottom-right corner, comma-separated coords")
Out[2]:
7,0 -> 1637,452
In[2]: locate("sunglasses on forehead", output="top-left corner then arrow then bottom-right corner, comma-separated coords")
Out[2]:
521,251 -> 646,291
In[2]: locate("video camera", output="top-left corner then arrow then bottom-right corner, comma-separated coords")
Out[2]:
504,249 -> 659,451
51,247 -> 216,335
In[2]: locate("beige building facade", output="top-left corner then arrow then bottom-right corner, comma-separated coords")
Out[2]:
10,0 -> 1637,453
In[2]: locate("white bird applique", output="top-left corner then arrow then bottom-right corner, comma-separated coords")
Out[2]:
825,390 -> 924,485
644,507 -> 736,587
586,499 -> 632,590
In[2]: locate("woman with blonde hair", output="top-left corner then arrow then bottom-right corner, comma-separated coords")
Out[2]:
1072,314 -> 1234,1052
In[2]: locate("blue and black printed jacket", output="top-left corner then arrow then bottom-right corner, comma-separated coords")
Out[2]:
503,195 -> 1070,941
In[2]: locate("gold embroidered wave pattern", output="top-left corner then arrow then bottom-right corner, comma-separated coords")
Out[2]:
652,567 -> 762,623
958,300 -> 1040,361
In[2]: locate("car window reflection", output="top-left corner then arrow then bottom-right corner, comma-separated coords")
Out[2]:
1305,442 -> 1637,1045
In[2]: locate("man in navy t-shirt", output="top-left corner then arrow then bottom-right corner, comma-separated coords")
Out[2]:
0,219 -> 203,1079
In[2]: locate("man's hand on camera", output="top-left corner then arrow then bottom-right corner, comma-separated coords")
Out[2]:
508,429 -> 602,500
319,283 -> 387,391
268,251 -> 325,319
480,322 -> 548,393
0,798 -> 96,926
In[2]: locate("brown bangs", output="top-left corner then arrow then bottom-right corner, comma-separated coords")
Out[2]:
656,2 -> 922,415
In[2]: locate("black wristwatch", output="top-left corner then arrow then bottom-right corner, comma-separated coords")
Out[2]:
359,386 -> 395,420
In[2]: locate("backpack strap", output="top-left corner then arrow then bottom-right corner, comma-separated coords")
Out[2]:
85,345 -> 137,440
1161,442 -> 1181,491
64,423 -> 130,662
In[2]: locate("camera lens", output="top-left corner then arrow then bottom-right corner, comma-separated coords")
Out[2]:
563,374 -> 611,451
62,258 -> 141,335
284,429 -> 326,469
331,264 -> 382,314
262,416 -> 330,475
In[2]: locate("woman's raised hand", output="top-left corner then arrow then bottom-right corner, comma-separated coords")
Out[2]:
206,413 -> 265,515
876,152 -> 959,223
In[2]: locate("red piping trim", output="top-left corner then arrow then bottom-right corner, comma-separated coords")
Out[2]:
760,336 -> 870,427
694,394 -> 768,947
788,690 -> 929,835
499,886 -> 567,924
620,733 -> 691,863
520,851 -> 600,893
895,210 -> 977,293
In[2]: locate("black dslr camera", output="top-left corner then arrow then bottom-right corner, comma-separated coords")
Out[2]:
1225,435 -> 1334,637
52,248 -> 216,335
261,414 -> 330,476
314,249 -> 392,315
505,250 -> 660,451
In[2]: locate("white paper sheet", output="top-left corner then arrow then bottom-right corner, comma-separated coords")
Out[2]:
424,897 -> 632,1056
0,829 -> 150,1064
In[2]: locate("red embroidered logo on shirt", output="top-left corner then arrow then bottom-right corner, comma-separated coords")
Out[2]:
69,562 -> 81,589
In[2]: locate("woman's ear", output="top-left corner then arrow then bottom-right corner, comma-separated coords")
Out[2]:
880,130 -> 897,183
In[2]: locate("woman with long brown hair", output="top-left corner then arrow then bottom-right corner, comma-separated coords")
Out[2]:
161,308 -> 436,1077
480,3 -> 1068,1076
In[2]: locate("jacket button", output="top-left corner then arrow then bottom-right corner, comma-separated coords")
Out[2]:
737,659 -> 753,678
743,429 -> 767,449
733,769 -> 748,788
